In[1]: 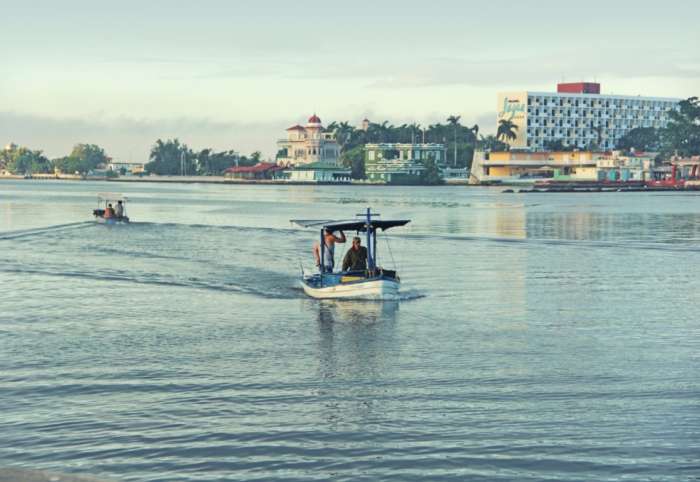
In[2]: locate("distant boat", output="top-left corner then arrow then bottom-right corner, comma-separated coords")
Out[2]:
292,208 -> 409,299
93,193 -> 130,224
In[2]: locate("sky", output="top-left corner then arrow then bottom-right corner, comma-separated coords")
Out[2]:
1,0 -> 699,162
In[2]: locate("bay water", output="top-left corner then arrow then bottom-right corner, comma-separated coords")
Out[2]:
1,180 -> 698,481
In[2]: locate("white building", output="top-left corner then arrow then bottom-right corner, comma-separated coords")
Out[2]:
108,161 -> 145,175
497,83 -> 680,151
276,114 -> 340,166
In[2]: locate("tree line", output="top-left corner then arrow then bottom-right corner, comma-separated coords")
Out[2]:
0,139 -> 263,176
311,117 -> 507,179
144,139 -> 262,175
1,143 -> 110,176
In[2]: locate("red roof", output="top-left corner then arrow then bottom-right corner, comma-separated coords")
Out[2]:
224,162 -> 280,174
308,114 -> 321,123
286,124 -> 305,131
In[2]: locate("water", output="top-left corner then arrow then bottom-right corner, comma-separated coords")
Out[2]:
1,180 -> 699,481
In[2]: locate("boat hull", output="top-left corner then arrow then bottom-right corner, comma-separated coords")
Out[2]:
95,216 -> 129,225
301,277 -> 400,300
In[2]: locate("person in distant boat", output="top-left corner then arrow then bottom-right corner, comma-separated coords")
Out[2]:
342,236 -> 368,272
313,228 -> 346,273
104,203 -> 115,219
115,200 -> 124,219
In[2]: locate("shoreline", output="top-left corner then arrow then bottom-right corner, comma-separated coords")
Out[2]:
0,174 -> 472,187
2,175 -> 698,191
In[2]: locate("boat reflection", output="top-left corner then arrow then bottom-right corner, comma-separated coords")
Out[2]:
316,299 -> 399,324
312,300 -> 400,428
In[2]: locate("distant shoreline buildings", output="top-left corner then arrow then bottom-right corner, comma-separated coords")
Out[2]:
276,114 -> 340,167
364,143 -> 447,184
498,82 -> 680,151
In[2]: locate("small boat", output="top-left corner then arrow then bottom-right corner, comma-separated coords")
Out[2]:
93,193 -> 130,224
292,208 -> 410,300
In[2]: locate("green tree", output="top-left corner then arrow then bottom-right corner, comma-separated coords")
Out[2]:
661,97 -> 700,158
616,127 -> 660,152
420,155 -> 444,185
201,149 -> 241,174
544,139 -> 574,151
340,145 -> 365,179
477,134 -> 507,152
146,139 -> 194,175
4,145 -> 52,174
53,143 -> 109,174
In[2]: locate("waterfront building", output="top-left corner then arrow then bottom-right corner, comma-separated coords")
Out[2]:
276,114 -> 340,166
497,83 -> 680,151
224,162 -> 283,181
470,149 -> 663,184
364,143 -> 446,184
108,161 -> 145,175
284,162 -> 351,183
470,150 -> 602,184
595,151 -> 656,181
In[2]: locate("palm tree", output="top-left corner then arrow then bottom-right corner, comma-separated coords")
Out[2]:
497,119 -> 518,147
447,115 -> 461,167
471,124 -> 479,144
333,121 -> 354,151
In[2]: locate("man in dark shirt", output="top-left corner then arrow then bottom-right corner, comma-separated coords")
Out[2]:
342,236 -> 368,272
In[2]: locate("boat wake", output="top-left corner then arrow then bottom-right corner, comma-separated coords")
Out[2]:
0,221 -> 93,241
0,258 -> 300,299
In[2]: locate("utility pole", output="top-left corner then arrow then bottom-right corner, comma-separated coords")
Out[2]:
453,127 -> 458,168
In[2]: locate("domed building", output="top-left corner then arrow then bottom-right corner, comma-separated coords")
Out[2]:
276,114 -> 340,167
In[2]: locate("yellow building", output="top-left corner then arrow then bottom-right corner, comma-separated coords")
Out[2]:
470,150 -> 602,184
276,114 -> 340,167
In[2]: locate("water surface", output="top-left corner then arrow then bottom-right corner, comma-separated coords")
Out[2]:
1,180 -> 699,481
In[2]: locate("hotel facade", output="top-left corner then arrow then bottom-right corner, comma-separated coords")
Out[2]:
498,83 -> 680,151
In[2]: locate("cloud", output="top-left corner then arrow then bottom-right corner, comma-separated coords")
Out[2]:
0,112 -> 285,162
361,49 -> 700,90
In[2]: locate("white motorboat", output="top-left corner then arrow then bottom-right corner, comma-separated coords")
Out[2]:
292,208 -> 409,300
93,193 -> 130,224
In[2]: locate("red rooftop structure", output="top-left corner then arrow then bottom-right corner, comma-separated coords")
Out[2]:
557,82 -> 601,94
224,162 -> 282,180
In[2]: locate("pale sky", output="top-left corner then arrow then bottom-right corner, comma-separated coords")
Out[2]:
1,0 -> 698,162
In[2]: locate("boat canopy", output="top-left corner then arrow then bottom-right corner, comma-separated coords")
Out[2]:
292,219 -> 410,232
97,192 -> 127,202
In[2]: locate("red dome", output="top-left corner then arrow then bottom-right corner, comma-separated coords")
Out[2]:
308,114 -> 321,124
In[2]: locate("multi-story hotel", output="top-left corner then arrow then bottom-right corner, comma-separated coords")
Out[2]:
497,83 -> 680,151
276,114 -> 340,166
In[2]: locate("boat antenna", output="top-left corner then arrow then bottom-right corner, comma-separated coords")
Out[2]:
366,208 -> 374,270
383,231 -> 398,272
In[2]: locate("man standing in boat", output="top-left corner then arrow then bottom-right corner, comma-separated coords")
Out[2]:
313,228 -> 346,273
342,236 -> 368,272
115,200 -> 124,219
